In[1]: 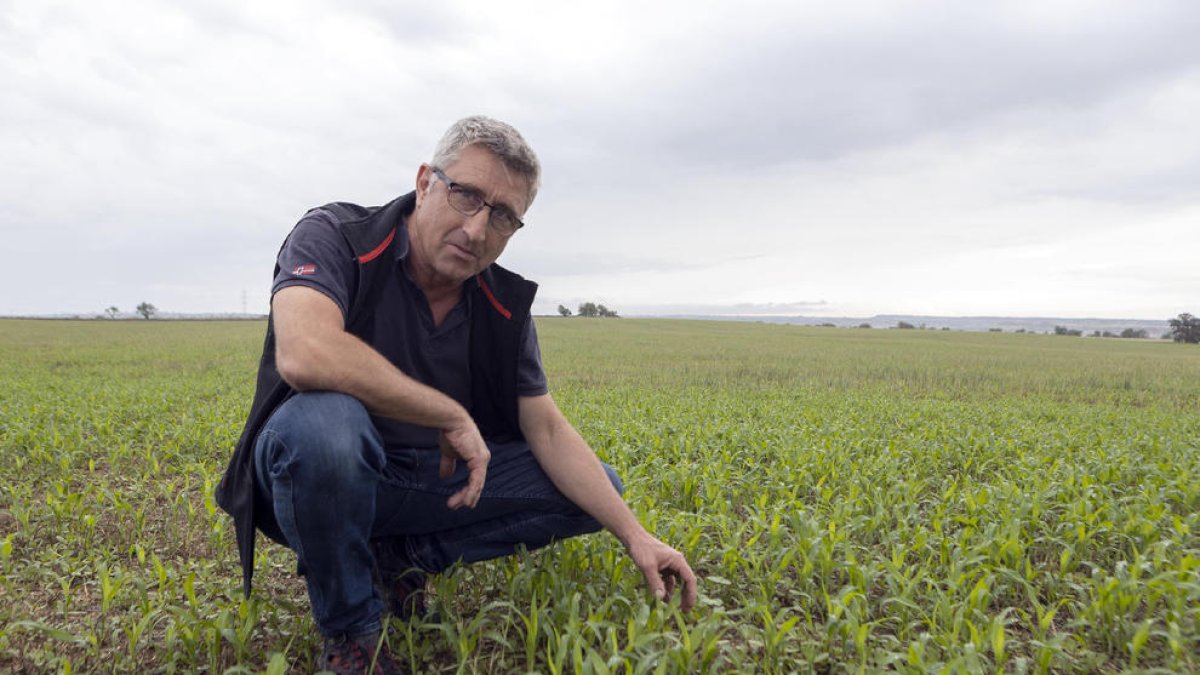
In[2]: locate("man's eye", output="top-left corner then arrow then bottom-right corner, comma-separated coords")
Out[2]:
452,186 -> 483,204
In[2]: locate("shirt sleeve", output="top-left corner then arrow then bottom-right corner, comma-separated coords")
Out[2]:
271,210 -> 357,319
516,315 -> 549,396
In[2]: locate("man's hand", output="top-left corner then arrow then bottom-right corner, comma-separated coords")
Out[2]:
627,534 -> 698,612
437,420 -> 490,509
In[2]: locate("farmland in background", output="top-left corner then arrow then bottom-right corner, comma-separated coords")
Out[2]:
0,318 -> 1197,673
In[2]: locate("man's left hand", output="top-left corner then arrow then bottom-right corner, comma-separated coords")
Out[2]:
627,535 -> 698,612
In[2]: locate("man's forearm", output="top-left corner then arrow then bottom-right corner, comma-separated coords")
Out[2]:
520,395 -> 698,611
529,418 -> 650,548
273,286 -> 491,509
275,300 -> 467,430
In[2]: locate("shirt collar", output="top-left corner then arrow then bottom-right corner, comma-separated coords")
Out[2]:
392,216 -> 412,264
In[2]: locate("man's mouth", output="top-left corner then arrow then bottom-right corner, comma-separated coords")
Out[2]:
448,242 -> 477,260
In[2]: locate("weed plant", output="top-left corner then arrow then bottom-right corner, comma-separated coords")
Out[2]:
0,319 -> 1197,673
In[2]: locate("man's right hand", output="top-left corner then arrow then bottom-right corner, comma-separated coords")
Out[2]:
438,420 -> 490,509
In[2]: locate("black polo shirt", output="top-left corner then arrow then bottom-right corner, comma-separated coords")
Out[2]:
271,212 -> 548,448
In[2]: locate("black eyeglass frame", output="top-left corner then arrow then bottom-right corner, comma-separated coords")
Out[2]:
431,168 -> 525,236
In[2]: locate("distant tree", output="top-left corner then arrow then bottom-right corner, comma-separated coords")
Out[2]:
989,328 -> 1002,333
136,302 -> 157,320
557,304 -> 572,317
942,327 -> 951,331
896,321 -> 915,330
1168,313 -> 1200,344
858,323 -> 871,329
574,301 -> 619,318
1054,325 -> 1082,337
817,323 -> 836,328
1014,328 -> 1026,334
105,306 -> 119,320
1120,328 -> 1148,339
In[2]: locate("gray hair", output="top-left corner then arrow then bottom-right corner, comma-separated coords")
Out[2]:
431,115 -> 541,208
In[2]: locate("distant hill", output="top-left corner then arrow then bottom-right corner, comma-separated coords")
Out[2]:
0,313 -> 267,321
6,312 -> 1174,337
639,314 -> 1172,337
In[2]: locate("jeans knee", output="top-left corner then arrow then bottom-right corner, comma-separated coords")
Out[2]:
288,390 -> 372,427
601,462 -> 624,497
259,391 -> 384,483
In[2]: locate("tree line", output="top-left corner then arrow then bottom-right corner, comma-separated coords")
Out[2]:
1051,313 -> 1199,343
1169,313 -> 1200,343
101,303 -> 157,319
94,303 -> 1200,341
557,303 -> 618,318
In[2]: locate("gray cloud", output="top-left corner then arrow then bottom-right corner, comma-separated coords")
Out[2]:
342,1 -> 482,47
1,0 -> 1197,317
505,248 -> 768,278
526,3 -> 1200,176
623,301 -> 831,317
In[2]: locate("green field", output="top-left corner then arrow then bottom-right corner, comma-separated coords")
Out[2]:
1,318 -> 1197,673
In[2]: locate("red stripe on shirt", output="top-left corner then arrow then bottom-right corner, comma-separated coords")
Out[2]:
477,276 -> 512,320
357,228 -> 396,263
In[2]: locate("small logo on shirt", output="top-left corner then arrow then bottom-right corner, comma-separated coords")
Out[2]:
292,264 -> 316,276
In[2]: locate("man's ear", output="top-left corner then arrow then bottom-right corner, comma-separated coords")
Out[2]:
415,164 -> 433,204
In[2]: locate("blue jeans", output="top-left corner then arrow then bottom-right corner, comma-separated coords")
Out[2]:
253,391 -> 623,637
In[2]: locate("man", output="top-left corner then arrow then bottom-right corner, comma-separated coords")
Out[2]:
216,116 -> 697,673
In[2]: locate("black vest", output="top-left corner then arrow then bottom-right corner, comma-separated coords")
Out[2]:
214,192 -> 538,595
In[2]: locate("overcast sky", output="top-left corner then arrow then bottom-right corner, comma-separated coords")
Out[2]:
3,0 -> 1198,319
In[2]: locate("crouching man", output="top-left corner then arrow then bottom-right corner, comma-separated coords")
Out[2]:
216,116 -> 696,673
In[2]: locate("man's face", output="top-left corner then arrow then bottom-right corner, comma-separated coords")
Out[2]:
408,144 -> 531,291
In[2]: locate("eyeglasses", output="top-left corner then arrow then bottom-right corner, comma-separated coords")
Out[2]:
431,168 -> 525,236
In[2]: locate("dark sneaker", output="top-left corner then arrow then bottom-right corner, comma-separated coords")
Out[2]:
318,631 -> 407,675
372,538 -> 431,621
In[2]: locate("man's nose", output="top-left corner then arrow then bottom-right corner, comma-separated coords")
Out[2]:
462,208 -> 490,241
